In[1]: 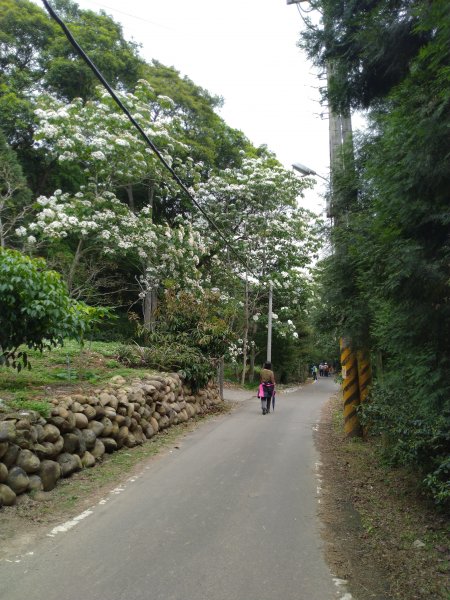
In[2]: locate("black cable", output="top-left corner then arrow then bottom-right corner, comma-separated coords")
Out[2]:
41,0 -> 256,278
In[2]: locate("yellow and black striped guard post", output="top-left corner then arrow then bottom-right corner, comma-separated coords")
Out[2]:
356,349 -> 372,404
340,337 -> 362,437
357,349 -> 372,437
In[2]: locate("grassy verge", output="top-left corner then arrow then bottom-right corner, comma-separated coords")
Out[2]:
319,394 -> 449,600
0,339 -> 159,412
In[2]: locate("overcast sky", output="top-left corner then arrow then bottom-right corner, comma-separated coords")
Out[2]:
40,0 -> 333,213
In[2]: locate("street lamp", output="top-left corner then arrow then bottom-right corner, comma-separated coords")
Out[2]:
293,162 -> 331,218
292,162 -> 328,182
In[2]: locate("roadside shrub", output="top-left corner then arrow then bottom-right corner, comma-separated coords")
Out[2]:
116,341 -> 215,391
142,289 -> 233,359
0,249 -> 110,370
94,312 -> 135,342
361,381 -> 450,508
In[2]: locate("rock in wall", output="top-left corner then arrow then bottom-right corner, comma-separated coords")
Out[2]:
0,373 -> 221,506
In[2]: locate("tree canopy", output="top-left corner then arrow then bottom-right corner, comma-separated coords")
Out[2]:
0,0 -> 320,390
301,0 -> 450,506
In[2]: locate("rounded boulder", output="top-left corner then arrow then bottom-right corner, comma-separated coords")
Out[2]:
0,483 -> 16,506
16,449 -> 41,474
6,466 -> 29,494
57,453 -> 82,478
39,460 -> 61,491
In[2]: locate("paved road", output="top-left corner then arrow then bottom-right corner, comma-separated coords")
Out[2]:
0,378 -> 342,600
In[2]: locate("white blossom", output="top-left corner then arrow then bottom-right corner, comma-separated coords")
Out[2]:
114,138 -> 130,147
92,151 -> 106,161
15,226 -> 27,237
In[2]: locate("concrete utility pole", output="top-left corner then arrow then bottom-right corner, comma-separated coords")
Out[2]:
327,68 -> 353,220
288,0 -> 370,438
287,1 -> 352,219
267,281 -> 273,363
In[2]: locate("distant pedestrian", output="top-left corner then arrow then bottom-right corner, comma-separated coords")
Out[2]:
319,363 -> 324,377
312,365 -> 318,381
259,362 -> 275,415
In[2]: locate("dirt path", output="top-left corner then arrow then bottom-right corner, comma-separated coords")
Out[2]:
316,393 -> 449,600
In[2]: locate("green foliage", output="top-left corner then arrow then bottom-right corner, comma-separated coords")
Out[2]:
5,395 -> 51,419
116,342 -> 214,391
0,0 -> 143,196
299,0 -> 431,112
360,381 -> 450,508
0,128 -> 32,247
150,289 -> 233,359
0,249 -> 111,369
302,1 -> 450,505
94,312 -> 135,342
142,61 -> 253,174
43,1 -> 142,101
122,289 -> 233,389
423,457 -> 450,508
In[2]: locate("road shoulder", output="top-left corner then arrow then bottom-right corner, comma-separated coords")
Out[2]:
316,393 -> 449,600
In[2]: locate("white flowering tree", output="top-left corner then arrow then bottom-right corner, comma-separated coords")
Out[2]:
27,80 -> 210,327
195,157 -> 321,381
27,81 -> 321,366
17,186 -> 205,328
34,80 -> 201,209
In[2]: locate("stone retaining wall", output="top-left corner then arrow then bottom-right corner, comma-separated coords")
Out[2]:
0,372 -> 221,506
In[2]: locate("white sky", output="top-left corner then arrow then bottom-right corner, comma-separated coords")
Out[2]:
40,0 -> 333,213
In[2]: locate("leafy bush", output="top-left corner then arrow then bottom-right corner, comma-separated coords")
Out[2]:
116,340 -> 215,391
361,381 -> 450,508
120,290 -> 230,390
94,312 -> 135,342
0,249 -> 110,369
141,290 -> 233,359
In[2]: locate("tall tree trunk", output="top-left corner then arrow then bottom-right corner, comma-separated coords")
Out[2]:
141,190 -> 156,332
148,182 -> 155,213
35,158 -> 57,197
0,213 -> 4,248
126,185 -> 135,212
249,322 -> 257,382
67,238 -> 83,295
240,277 -> 249,386
143,287 -> 158,331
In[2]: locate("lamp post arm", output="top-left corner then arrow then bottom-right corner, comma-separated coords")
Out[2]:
292,162 -> 329,183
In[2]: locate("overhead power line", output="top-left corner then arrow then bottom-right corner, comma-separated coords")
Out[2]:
41,0 -> 257,278
77,0 -> 176,31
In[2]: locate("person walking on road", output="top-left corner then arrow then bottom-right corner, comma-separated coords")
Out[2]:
312,365 -> 318,381
259,361 -> 275,415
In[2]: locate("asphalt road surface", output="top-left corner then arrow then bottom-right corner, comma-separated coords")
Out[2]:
0,377 -> 343,600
